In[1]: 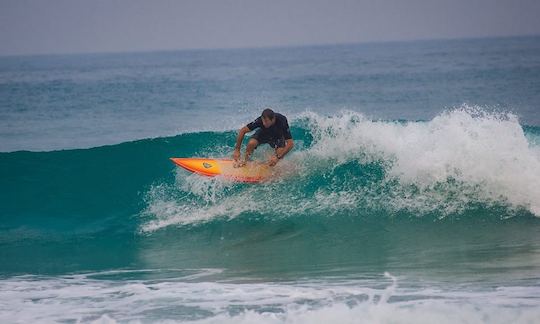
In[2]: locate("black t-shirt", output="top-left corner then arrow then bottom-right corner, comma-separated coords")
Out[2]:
246,113 -> 292,140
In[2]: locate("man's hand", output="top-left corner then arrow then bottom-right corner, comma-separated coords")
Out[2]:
234,160 -> 246,168
232,148 -> 241,161
268,155 -> 279,167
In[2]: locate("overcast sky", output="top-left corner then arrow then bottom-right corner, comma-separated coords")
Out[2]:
1,0 -> 540,56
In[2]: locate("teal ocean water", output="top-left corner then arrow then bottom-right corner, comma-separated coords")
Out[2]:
1,36 -> 540,323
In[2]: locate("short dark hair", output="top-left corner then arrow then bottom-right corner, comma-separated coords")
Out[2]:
262,108 -> 275,120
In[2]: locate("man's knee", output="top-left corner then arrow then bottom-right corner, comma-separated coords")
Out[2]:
247,138 -> 259,150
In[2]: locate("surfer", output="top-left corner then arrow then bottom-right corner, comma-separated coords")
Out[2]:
233,108 -> 294,167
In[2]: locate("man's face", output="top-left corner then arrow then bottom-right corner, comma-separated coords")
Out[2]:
262,116 -> 276,128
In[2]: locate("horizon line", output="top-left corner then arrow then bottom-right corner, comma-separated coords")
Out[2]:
1,33 -> 539,59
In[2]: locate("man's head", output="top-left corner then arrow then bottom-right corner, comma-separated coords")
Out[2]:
261,108 -> 276,128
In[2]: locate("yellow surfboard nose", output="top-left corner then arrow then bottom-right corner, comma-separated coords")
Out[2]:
170,158 -> 222,176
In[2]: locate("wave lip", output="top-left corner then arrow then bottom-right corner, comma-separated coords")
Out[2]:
303,106 -> 540,215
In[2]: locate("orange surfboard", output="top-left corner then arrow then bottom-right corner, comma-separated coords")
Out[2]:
170,158 -> 273,183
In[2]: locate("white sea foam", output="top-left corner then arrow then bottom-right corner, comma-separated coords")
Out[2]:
1,272 -> 539,323
303,106 -> 540,216
142,107 -> 540,231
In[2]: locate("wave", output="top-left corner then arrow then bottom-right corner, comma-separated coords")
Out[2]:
1,106 -> 539,236
142,106 -> 540,231
2,106 -> 540,277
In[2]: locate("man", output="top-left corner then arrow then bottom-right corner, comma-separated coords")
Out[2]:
233,108 -> 294,167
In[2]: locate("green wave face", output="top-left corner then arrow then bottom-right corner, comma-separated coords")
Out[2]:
1,109 -> 540,280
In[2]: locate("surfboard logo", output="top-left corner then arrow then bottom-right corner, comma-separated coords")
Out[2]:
202,162 -> 212,169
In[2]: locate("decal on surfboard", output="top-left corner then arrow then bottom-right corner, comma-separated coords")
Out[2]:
203,162 -> 212,169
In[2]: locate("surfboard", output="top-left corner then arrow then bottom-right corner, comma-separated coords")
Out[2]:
170,158 -> 273,183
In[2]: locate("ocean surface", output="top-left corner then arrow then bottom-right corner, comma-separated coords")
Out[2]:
1,36 -> 540,323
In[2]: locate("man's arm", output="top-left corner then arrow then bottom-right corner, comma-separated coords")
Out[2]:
277,116 -> 294,159
277,139 -> 294,159
269,139 -> 294,166
233,126 -> 250,160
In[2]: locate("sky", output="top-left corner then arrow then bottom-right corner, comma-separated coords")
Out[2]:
1,0 -> 540,56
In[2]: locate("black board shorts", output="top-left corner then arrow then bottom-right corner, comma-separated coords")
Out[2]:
250,128 -> 286,148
